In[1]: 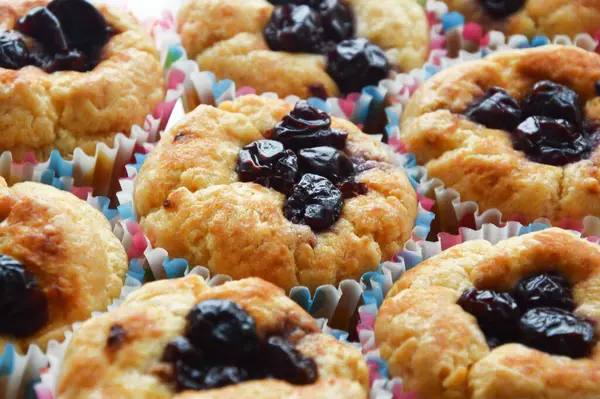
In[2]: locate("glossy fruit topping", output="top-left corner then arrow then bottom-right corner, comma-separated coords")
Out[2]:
313,0 -> 355,44
284,173 -> 343,231
264,5 -> 325,54
266,101 -> 347,151
519,307 -> 595,358
463,87 -> 521,132
297,146 -> 354,184
521,81 -> 583,127
515,273 -> 574,311
162,299 -> 318,392
0,254 -> 48,337
185,299 -> 259,363
16,7 -> 68,53
457,287 -> 520,345
236,140 -> 298,194
479,0 -> 526,19
336,177 -> 368,199
327,38 -> 390,94
0,31 -> 30,70
512,116 -> 590,166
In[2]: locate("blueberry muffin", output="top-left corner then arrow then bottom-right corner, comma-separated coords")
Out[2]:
0,0 -> 165,161
0,177 -> 128,353
401,45 -> 600,225
134,95 -> 418,291
176,0 -> 429,98
57,275 -> 369,398
376,228 -> 600,399
443,0 -> 600,38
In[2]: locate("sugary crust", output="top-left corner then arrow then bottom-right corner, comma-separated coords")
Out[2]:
134,95 -> 417,291
0,0 -> 165,161
375,228 -> 600,399
0,177 -> 128,352
400,45 -> 600,224
177,0 -> 429,97
443,0 -> 600,37
57,276 -> 368,399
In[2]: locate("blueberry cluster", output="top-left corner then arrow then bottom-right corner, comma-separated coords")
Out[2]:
264,0 -> 389,93
236,101 -> 368,231
0,254 -> 48,337
161,299 -> 318,392
464,81 -> 599,166
458,272 -> 596,358
0,0 -> 113,73
479,0 -> 526,19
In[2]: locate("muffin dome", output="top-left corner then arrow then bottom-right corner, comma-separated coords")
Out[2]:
0,0 -> 165,161
0,177 -> 128,352
57,276 -> 369,398
376,228 -> 600,399
134,95 -> 418,291
401,45 -> 600,224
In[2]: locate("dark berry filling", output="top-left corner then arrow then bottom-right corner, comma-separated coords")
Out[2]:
161,299 -> 317,392
458,272 -> 596,357
0,0 -> 114,73
0,254 -> 49,337
263,0 -> 390,93
463,81 -> 600,166
478,0 -> 526,19
238,101 -> 370,231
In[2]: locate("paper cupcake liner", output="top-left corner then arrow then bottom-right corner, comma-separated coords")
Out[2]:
356,222 -> 600,397
377,32 -> 600,236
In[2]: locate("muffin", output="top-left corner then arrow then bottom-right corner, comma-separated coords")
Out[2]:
376,227 -> 600,399
134,95 -> 418,291
401,45 -> 600,225
0,0 -> 165,161
442,0 -> 600,38
57,275 -> 369,398
176,0 -> 429,98
0,177 -> 128,353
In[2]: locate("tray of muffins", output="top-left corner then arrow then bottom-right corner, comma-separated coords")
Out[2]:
0,0 -> 599,398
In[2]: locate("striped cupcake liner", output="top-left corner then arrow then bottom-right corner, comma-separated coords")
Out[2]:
357,222 -> 600,398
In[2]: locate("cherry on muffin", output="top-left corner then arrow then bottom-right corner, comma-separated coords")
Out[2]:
0,0 -> 114,73
479,0 -> 526,19
161,299 -> 317,391
264,0 -> 390,93
463,80 -> 599,166
0,254 -> 49,338
458,272 -> 596,358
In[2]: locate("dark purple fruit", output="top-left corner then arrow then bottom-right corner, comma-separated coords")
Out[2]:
162,336 -> 204,367
457,287 -> 520,342
515,273 -> 574,311
315,0 -> 355,43
595,80 -> 600,96
327,38 -> 389,94
264,4 -> 325,54
0,254 -> 49,337
521,81 -> 583,127
479,0 -> 526,19
47,0 -> 110,53
185,299 -> 260,363
203,366 -> 250,389
15,6 -> 68,53
284,173 -> 343,231
336,177 -> 368,199
44,49 -> 89,73
512,116 -> 590,166
262,336 -> 318,385
173,360 -> 208,391
297,146 -> 354,184
519,307 -> 595,358
267,101 -> 348,151
463,87 -> 521,132
0,31 -> 30,70
236,140 -> 298,194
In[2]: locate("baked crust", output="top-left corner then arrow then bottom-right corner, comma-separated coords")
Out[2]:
134,95 -> 418,291
375,228 -> 600,399
57,276 -> 369,399
0,177 -> 128,352
443,0 -> 600,38
176,0 -> 429,98
0,0 -> 165,161
400,45 -> 600,224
